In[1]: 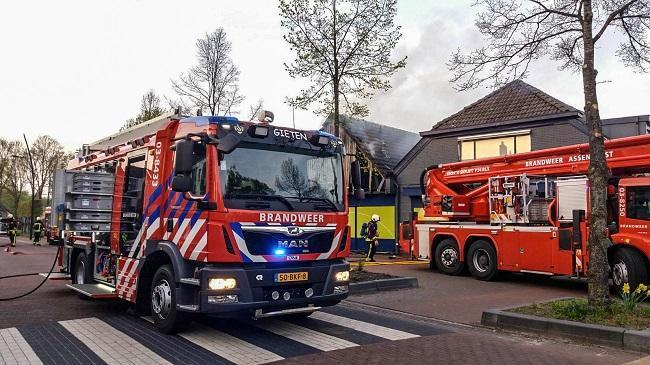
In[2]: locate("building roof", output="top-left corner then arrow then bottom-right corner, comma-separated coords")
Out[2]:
422,80 -> 580,136
324,116 -> 420,175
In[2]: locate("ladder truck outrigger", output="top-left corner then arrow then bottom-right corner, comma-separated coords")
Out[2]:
413,134 -> 650,292
50,111 -> 363,333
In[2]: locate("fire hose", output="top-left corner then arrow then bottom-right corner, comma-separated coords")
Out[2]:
0,245 -> 61,301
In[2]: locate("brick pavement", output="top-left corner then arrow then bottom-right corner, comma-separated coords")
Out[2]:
350,253 -> 588,325
272,331 -> 638,365
0,237 -> 125,329
0,239 -> 643,365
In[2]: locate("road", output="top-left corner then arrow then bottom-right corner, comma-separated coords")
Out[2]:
0,238 -> 644,365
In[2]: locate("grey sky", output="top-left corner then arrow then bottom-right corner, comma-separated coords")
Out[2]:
1,0 -> 648,151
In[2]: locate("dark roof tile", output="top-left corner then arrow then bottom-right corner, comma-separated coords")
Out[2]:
430,80 -> 579,131
324,116 -> 420,174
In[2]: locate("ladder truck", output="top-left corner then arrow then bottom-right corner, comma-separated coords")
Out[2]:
50,111 -> 362,333
415,134 -> 650,292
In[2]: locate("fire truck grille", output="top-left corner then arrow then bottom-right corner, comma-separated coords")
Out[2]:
242,230 -> 335,255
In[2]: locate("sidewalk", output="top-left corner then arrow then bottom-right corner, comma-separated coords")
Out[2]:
350,252 -> 586,325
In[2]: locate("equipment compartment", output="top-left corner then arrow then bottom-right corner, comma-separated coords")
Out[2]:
67,211 -> 112,221
66,222 -> 112,232
70,195 -> 113,210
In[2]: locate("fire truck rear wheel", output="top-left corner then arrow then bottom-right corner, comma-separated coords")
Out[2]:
611,249 -> 648,294
151,265 -> 190,334
467,240 -> 498,281
434,239 -> 464,275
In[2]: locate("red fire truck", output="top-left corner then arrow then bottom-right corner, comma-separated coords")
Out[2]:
51,111 -> 360,333
414,134 -> 650,292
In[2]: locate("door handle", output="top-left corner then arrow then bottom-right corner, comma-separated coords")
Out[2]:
167,218 -> 174,232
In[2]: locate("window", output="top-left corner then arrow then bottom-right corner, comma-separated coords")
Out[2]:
627,187 -> 650,221
120,155 -> 146,254
190,144 -> 207,196
459,131 -> 531,161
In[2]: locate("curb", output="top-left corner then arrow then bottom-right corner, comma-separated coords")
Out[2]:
349,277 -> 418,295
482,306 -> 650,353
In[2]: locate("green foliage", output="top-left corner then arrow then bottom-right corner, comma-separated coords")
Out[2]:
621,283 -> 650,311
513,298 -> 650,330
550,299 -> 591,321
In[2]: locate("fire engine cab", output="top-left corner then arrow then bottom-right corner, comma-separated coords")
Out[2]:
50,111 -> 361,333
413,134 -> 650,292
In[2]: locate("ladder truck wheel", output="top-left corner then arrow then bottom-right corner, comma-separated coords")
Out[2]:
467,240 -> 498,281
434,239 -> 464,275
151,265 -> 190,334
611,248 -> 648,294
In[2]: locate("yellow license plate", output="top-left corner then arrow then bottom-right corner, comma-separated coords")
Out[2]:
275,272 -> 309,283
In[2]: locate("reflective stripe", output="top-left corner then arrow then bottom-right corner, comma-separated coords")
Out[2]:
180,325 -> 284,365
254,319 -> 357,351
311,311 -> 419,341
59,317 -> 172,365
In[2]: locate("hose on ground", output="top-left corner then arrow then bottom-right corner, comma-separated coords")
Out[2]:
0,246 -> 61,301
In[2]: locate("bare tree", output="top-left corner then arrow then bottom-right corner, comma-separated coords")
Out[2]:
164,96 -> 193,116
280,0 -> 407,136
171,28 -> 244,116
0,139 -> 11,196
247,99 -> 265,121
449,0 -> 650,308
121,90 -> 166,131
2,142 -> 28,215
29,136 -> 66,201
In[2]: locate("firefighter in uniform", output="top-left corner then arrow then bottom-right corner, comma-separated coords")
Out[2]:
33,217 -> 43,246
365,214 -> 380,262
5,214 -> 17,247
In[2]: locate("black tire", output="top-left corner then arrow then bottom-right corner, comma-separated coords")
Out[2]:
72,252 -> 93,285
72,252 -> 93,299
611,248 -> 648,294
151,265 -> 190,334
467,240 -> 498,281
434,238 -> 464,275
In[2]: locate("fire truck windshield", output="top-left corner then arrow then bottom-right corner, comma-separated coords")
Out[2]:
220,147 -> 344,212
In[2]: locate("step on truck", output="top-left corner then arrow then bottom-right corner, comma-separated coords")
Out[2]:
410,134 -> 650,292
50,111 -> 363,333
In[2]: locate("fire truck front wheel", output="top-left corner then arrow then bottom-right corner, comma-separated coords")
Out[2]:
434,239 -> 464,275
611,248 -> 648,294
151,265 -> 190,334
467,240 -> 498,281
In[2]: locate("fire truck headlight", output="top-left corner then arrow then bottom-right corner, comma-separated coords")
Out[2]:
274,249 -> 286,255
221,123 -> 232,130
335,270 -> 350,282
209,278 -> 237,290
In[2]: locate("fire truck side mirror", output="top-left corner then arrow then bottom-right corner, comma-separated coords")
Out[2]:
351,159 -> 365,200
217,134 -> 240,154
171,175 -> 192,192
174,140 -> 194,175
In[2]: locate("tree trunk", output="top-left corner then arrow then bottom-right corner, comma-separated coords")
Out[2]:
332,0 -> 340,138
333,80 -> 340,137
581,0 -> 610,308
